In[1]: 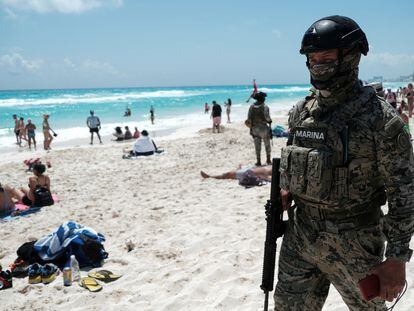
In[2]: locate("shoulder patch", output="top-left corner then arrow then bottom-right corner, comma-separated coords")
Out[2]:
397,131 -> 412,151
384,115 -> 404,138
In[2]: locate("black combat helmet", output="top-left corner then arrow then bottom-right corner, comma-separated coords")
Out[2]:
300,15 -> 368,55
300,16 -> 368,91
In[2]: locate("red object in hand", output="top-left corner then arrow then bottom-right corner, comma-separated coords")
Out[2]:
358,274 -> 380,301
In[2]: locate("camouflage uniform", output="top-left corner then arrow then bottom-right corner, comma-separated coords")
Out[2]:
274,83 -> 414,310
247,102 -> 272,164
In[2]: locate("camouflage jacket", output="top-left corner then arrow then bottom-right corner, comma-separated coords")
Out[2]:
285,85 -> 414,261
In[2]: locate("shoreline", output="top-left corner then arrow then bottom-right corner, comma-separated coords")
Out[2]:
0,109 -> 291,161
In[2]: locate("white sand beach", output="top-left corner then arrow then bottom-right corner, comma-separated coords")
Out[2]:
1,117 -> 414,311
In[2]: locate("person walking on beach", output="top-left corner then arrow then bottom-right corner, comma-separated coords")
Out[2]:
86,110 -> 102,145
245,92 -> 272,166
407,83 -> 413,118
204,102 -> 210,114
225,98 -> 232,123
25,118 -> 37,150
274,15 -> 414,310
211,101 -> 222,133
12,114 -> 20,145
42,114 -> 54,150
150,106 -> 155,124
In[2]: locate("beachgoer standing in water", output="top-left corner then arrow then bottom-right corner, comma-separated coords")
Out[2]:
211,101 -> 222,133
407,83 -> 414,118
225,98 -> 232,123
42,114 -> 54,150
12,114 -> 20,145
86,110 -> 102,145
25,118 -> 37,150
18,117 -> 27,145
204,102 -> 210,114
150,106 -> 155,124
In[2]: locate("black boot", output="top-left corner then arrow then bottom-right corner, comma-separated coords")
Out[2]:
266,155 -> 272,165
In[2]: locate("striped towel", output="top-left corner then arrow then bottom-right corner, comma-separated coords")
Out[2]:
34,221 -> 105,261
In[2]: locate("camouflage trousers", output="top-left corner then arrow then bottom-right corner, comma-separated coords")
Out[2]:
251,125 -> 271,162
274,207 -> 387,311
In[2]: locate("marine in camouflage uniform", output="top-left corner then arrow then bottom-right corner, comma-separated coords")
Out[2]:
247,92 -> 272,166
274,16 -> 414,310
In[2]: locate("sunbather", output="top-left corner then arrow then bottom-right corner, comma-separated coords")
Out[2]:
0,184 -> 17,216
201,164 -> 272,182
17,163 -> 52,206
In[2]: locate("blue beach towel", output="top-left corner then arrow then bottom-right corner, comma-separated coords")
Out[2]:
34,221 -> 107,267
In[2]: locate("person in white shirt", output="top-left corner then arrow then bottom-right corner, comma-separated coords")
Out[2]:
132,130 -> 157,156
86,110 -> 102,145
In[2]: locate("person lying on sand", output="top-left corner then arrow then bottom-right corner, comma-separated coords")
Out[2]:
201,164 -> 272,182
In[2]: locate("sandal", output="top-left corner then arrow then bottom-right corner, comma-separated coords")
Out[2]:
79,277 -> 102,292
88,270 -> 121,283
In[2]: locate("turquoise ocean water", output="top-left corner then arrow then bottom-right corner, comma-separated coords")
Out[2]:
0,82 -> 404,151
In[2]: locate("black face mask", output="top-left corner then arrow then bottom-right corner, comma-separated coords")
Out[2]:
309,60 -> 338,83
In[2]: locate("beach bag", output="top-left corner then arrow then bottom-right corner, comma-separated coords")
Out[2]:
239,170 -> 266,188
33,186 -> 54,207
65,232 -> 108,268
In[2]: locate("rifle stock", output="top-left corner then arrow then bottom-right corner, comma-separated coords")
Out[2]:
260,158 -> 286,311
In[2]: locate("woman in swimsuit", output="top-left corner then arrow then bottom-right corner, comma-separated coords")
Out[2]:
13,163 -> 52,207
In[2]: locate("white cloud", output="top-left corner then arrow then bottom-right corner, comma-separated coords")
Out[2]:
0,52 -> 43,74
0,0 -> 123,14
365,52 -> 414,67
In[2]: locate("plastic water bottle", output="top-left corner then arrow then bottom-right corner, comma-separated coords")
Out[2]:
70,255 -> 80,282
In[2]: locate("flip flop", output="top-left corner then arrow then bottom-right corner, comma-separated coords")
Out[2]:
79,277 -> 102,292
88,270 -> 121,283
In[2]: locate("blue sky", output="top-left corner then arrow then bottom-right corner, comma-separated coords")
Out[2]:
1,0 -> 413,90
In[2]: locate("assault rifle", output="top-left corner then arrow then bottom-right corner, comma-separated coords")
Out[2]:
260,158 -> 286,311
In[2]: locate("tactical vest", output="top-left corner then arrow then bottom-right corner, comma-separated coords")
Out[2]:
250,103 -> 267,126
280,86 -> 386,209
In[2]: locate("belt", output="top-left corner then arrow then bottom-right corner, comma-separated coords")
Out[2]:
297,204 -> 382,234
